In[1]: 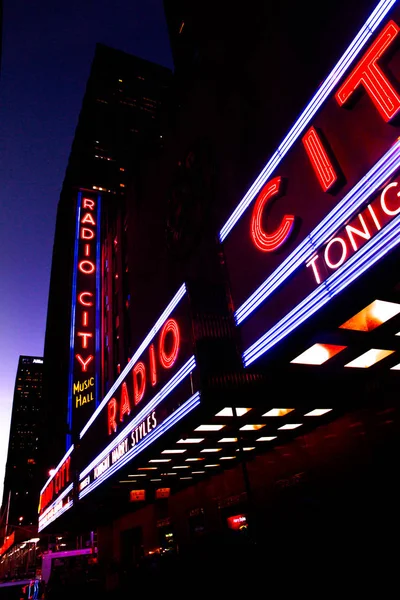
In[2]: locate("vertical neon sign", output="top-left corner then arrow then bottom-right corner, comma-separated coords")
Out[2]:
67,191 -> 101,448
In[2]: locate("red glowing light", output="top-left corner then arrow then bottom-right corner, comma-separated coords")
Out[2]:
159,319 -> 180,369
81,212 -> 96,226
335,20 -> 400,122
84,244 -> 90,257
133,362 -> 146,405
77,331 -> 93,349
250,177 -> 295,252
75,354 -> 94,372
302,127 -> 338,191
79,260 -> 95,274
149,343 -> 157,386
119,382 -> 131,422
82,198 -> 95,210
82,311 -> 88,326
80,227 -> 95,240
227,514 -> 248,531
108,398 -> 118,435
78,292 -> 93,306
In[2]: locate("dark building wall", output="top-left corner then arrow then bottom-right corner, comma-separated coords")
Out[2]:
98,405 -> 400,581
1,357 -> 43,529
42,44 -> 172,464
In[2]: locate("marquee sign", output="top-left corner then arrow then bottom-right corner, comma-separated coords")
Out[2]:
221,1 -> 400,366
68,191 -> 101,444
78,284 -> 200,500
38,446 -> 74,532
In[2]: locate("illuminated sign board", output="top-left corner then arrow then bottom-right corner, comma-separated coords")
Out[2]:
78,285 -> 200,500
68,191 -> 101,443
130,490 -> 146,502
227,514 -> 248,531
221,3 -> 400,367
38,446 -> 74,532
0,533 -> 15,557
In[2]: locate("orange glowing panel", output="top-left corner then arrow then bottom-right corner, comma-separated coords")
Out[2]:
345,348 -> 394,368
291,343 -> 346,365
239,424 -> 265,431
339,300 -> 400,332
262,408 -> 294,417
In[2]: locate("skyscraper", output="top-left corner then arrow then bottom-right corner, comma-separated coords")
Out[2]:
42,44 -> 171,465
1,356 -> 43,530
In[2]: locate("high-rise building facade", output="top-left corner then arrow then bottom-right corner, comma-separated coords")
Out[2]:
1,356 -> 43,529
42,44 -> 172,465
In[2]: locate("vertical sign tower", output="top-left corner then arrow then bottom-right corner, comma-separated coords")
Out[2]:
67,190 -> 101,447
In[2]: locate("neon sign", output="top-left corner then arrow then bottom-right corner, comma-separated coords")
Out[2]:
222,4 -> 400,366
306,178 -> 400,285
38,447 -> 73,515
107,318 -> 180,437
68,191 -> 101,444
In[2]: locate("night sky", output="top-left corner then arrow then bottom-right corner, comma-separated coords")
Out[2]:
0,0 -> 173,500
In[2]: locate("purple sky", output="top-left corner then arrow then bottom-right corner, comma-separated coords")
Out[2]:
0,0 -> 173,501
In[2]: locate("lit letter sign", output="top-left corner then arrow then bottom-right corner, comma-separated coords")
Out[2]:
335,20 -> 400,123
68,191 -> 101,445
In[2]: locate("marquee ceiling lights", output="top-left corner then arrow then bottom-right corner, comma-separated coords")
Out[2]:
185,458 -> 204,462
177,438 -> 204,444
262,408 -> 294,417
290,343 -> 347,365
214,407 -> 251,417
204,464 -> 220,468
195,424 -> 225,431
237,447 -> 255,451
149,459 -> 171,463
257,436 -> 277,442
345,348 -> 394,368
219,437 -> 238,443
220,456 -> 236,460
240,424 -> 265,431
161,449 -> 186,454
340,299 -> 400,331
192,471 -> 205,474
278,423 -> 303,430
172,466 -> 190,469
138,467 -> 157,471
200,448 -> 222,453
390,363 -> 400,370
305,409 -> 332,416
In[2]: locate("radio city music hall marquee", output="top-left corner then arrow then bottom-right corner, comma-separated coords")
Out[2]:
221,10 -> 400,367
68,191 -> 101,438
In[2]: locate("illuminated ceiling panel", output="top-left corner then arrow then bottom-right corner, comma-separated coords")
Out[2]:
278,423 -> 302,430
291,343 -> 347,365
195,424 -> 225,432
262,408 -> 294,417
345,348 -> 394,368
161,449 -> 186,454
214,407 -> 252,417
239,424 -> 265,431
305,409 -> 332,416
340,300 -> 400,332
257,436 -> 277,442
219,437 -> 238,443
177,438 -> 204,444
390,363 -> 400,370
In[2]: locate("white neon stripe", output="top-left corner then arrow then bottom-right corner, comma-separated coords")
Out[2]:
220,0 -> 397,242
244,211 -> 400,365
236,139 -> 400,324
79,392 -> 201,499
40,445 -> 74,495
80,283 -> 187,438
80,356 -> 196,480
38,499 -> 73,532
